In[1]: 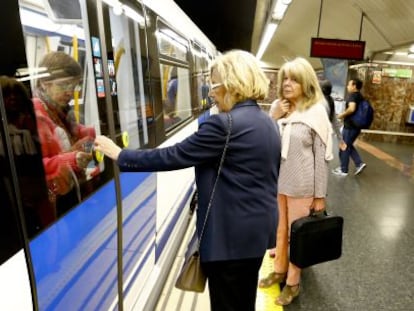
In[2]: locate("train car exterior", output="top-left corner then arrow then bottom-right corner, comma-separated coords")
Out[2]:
0,0 -> 216,310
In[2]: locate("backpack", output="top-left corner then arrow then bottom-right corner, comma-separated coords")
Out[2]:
349,99 -> 374,129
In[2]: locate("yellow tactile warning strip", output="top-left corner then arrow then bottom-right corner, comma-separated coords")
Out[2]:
356,139 -> 414,179
256,253 -> 284,311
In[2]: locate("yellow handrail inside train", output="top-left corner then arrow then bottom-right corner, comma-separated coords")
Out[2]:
72,35 -> 80,123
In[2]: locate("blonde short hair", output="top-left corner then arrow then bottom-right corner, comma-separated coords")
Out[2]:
210,50 -> 269,110
276,57 -> 323,111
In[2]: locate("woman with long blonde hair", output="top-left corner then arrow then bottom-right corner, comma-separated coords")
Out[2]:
261,57 -> 333,306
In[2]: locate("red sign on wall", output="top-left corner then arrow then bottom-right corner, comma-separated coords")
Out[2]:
310,38 -> 366,60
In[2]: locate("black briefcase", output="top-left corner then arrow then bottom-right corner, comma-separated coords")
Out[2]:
290,212 -> 343,269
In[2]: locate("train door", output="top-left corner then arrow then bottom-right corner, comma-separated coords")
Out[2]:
85,1 -> 160,309
0,0 -> 47,309
2,0 -> 155,309
0,83 -> 36,310
1,0 -> 202,309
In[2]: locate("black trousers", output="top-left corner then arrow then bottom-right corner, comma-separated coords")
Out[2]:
202,257 -> 263,311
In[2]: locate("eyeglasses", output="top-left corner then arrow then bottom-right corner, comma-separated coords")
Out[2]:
210,83 -> 223,90
54,82 -> 81,92
50,79 -> 82,92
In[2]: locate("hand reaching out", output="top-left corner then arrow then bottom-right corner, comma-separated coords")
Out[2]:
93,135 -> 122,160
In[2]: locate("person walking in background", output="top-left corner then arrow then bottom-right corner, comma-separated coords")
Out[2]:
319,79 -> 347,151
94,50 -> 281,311
33,51 -> 96,216
332,78 -> 367,176
259,57 -> 333,306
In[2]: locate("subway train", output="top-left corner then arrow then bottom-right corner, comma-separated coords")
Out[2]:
0,0 -> 217,310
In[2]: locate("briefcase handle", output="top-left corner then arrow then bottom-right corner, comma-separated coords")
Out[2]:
309,209 -> 329,217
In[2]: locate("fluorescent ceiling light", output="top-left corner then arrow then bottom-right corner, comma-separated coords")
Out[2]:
256,23 -> 277,60
102,0 -> 145,26
19,8 -> 85,40
123,5 -> 145,25
102,0 -> 121,7
273,1 -> 289,20
256,0 -> 292,60
17,73 -> 50,82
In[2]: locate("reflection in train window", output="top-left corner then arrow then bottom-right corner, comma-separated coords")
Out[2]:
192,43 -> 213,112
0,78 -> 43,263
19,2 -> 104,222
0,77 -> 54,239
160,64 -> 192,130
0,129 -> 23,265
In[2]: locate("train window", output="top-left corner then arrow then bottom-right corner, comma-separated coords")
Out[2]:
43,0 -> 82,24
192,44 -> 203,112
191,43 -> 212,112
157,28 -> 189,62
160,64 -> 192,130
18,1 -> 105,221
156,25 -> 192,130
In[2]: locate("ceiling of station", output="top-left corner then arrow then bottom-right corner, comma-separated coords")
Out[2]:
177,0 -> 414,69
24,0 -> 414,69
252,0 -> 414,69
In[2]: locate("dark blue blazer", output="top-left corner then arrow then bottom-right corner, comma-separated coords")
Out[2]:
117,100 -> 281,262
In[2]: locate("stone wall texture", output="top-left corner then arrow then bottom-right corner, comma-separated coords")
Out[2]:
353,64 -> 414,144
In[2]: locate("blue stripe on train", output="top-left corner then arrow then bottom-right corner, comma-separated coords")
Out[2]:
30,172 -> 156,311
30,170 -> 195,310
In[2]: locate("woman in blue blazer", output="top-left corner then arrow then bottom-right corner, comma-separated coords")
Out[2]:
94,50 -> 281,310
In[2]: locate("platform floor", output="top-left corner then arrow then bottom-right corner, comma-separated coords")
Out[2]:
155,139 -> 414,311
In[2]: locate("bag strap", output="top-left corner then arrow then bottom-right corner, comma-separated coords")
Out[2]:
197,113 -> 233,249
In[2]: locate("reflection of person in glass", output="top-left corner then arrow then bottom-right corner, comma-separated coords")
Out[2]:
164,67 -> 180,126
32,51 -> 96,216
201,75 -> 212,109
0,76 -> 55,236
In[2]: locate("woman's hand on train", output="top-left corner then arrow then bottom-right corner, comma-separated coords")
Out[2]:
93,135 -> 122,161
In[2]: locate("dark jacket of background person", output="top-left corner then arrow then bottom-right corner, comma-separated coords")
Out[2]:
320,79 -> 343,141
0,76 -> 55,236
117,100 -> 281,262
343,91 -> 364,128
